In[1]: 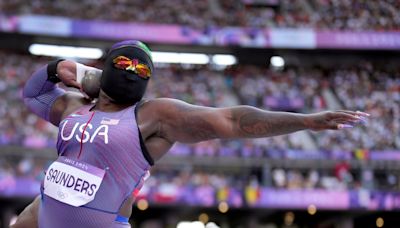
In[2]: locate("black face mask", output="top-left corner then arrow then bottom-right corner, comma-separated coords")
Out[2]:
100,41 -> 154,104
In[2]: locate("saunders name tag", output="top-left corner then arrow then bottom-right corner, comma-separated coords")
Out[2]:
44,157 -> 105,207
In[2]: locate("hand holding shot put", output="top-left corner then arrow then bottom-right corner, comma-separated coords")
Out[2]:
15,40 -> 369,228
78,63 -> 102,98
55,60 -> 102,99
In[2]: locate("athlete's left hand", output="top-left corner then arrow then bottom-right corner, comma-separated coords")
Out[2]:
305,110 -> 369,131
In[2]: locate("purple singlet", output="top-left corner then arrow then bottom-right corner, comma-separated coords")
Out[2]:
39,104 -> 152,228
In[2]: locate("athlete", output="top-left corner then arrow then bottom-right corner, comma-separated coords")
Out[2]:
13,40 -> 368,228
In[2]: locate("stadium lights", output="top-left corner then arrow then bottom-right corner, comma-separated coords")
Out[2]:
212,54 -> 237,66
177,221 -> 205,228
136,199 -> 149,211
28,45 -> 237,65
198,213 -> 209,224
284,212 -> 295,226
153,52 -> 237,66
307,204 -> 317,215
376,217 -> 384,228
270,55 -> 285,68
153,52 -> 209,65
218,201 -> 229,213
29,44 -> 103,59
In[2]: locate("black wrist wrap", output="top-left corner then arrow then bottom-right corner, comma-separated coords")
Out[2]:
46,59 -> 65,83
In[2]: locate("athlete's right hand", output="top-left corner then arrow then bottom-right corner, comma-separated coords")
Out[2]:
56,60 -> 82,90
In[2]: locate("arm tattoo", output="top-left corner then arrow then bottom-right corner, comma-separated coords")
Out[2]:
179,116 -> 219,141
172,102 -> 219,142
237,111 -> 272,136
233,107 -> 306,138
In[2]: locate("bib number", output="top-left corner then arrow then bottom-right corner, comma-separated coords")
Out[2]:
44,157 -> 105,207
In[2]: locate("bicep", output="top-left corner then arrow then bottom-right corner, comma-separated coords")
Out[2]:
23,87 -> 64,125
23,85 -> 69,126
158,99 -> 233,144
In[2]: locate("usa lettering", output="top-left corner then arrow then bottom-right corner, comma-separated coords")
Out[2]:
60,120 -> 109,144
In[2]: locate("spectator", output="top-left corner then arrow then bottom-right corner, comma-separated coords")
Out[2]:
1,0 -> 399,30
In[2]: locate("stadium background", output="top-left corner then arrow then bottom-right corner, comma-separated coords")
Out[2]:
0,0 -> 400,227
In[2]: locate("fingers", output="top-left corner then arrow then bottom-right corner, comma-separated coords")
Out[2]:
67,80 -> 82,90
337,124 -> 354,130
334,110 -> 370,122
335,117 -> 367,125
337,110 -> 358,115
355,110 -> 370,117
332,112 -> 362,122
337,110 -> 370,117
81,91 -> 93,101
333,110 -> 370,130
325,123 -> 350,130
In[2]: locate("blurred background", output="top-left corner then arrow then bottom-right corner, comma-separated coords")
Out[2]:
0,0 -> 400,227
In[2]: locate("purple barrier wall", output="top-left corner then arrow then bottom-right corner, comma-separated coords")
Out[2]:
0,178 -> 40,197
317,31 -> 400,50
71,20 -> 202,44
2,15 -> 400,50
250,188 -> 350,209
369,151 -> 400,160
138,187 -> 400,210
2,178 -> 400,211
264,96 -> 305,110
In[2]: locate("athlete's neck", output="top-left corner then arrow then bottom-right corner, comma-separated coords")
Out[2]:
93,90 -> 132,112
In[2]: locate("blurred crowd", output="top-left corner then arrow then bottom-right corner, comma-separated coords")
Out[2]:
0,51 -> 399,158
0,155 -> 47,192
1,155 -> 399,199
1,0 -> 399,30
144,163 -> 400,193
0,53 -> 57,148
313,63 -> 400,152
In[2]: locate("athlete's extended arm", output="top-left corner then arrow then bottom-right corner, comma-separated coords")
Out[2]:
144,98 -> 367,144
23,60 -> 92,126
